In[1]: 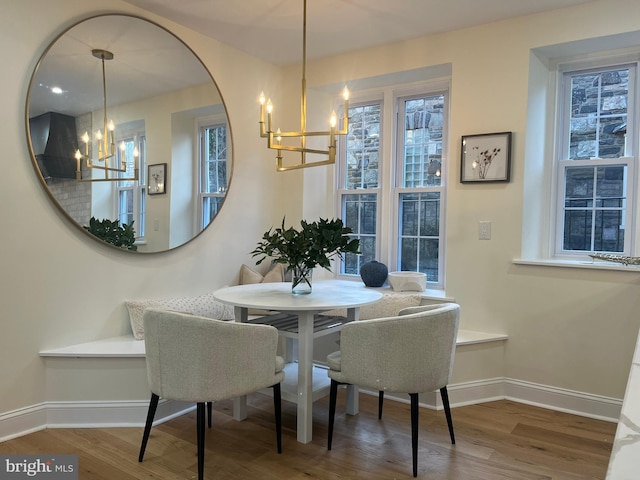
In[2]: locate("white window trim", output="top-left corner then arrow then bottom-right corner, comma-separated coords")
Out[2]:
114,122 -> 146,241
335,80 -> 449,288
196,113 -> 229,233
392,84 -> 449,287
336,92 -> 385,266
550,59 -> 639,261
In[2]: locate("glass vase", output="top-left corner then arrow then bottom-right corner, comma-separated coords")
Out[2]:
291,266 -> 312,295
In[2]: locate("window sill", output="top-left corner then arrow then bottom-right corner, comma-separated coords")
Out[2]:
513,258 -> 640,272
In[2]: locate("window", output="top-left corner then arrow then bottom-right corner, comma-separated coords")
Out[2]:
554,63 -> 636,258
116,133 -> 146,241
338,85 -> 448,287
199,121 -> 228,230
340,103 -> 381,275
396,94 -> 445,282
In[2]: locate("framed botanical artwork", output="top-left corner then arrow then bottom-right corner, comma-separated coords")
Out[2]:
148,163 -> 167,195
460,132 -> 512,183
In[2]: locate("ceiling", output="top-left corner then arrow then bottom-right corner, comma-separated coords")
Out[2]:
123,0 -> 598,66
29,15 -> 215,117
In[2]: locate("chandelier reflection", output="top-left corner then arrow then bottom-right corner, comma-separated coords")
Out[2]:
74,49 -> 138,182
258,0 -> 349,171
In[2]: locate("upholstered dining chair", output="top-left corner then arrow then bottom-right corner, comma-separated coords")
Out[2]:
326,302 -> 460,477
138,308 -> 285,480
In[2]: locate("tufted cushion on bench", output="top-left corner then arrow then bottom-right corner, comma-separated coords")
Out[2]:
125,293 -> 235,340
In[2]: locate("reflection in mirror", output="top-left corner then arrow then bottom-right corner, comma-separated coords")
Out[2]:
27,14 -> 232,253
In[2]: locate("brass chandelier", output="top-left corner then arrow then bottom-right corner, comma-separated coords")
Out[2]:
258,0 -> 349,171
74,49 -> 139,182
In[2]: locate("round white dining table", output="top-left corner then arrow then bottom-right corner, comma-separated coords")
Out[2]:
214,280 -> 383,443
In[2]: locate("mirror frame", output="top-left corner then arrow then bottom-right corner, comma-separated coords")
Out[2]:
25,13 -> 233,253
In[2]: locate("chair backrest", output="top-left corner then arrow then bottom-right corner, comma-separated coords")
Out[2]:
337,302 -> 460,393
143,308 -> 283,402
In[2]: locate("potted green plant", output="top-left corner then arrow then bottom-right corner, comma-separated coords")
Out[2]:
84,217 -> 138,251
251,217 -> 360,294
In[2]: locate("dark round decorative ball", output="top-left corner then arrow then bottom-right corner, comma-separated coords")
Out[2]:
359,260 -> 388,287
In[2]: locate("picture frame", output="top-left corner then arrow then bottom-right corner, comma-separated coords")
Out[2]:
147,163 -> 167,195
460,132 -> 512,183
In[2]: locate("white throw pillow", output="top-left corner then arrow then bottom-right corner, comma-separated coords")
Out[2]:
125,293 -> 235,340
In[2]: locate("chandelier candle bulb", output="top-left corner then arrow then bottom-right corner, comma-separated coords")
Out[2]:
330,112 -> 336,146
134,147 -> 139,172
82,132 -> 89,155
267,99 -> 273,133
75,150 -> 81,174
259,92 -> 266,127
119,141 -> 127,169
97,130 -> 103,157
108,120 -> 115,150
342,86 -> 349,129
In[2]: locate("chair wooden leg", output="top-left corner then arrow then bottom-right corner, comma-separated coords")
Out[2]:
410,393 -> 419,478
378,390 -> 384,419
138,393 -> 159,462
196,402 -> 206,480
207,402 -> 212,428
327,379 -> 339,450
272,383 -> 282,454
440,386 -> 455,444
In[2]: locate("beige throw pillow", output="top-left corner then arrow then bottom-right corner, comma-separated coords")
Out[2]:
238,263 -> 286,316
239,263 -> 285,284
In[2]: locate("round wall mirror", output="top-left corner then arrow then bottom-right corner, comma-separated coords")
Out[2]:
26,14 -> 232,253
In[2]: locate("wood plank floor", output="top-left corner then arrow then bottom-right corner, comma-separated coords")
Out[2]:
0,392 -> 616,479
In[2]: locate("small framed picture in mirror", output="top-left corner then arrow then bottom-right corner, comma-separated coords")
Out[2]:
148,163 -> 167,195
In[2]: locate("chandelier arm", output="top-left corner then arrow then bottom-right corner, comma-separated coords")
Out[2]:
270,145 -> 334,155
272,130 -> 334,138
77,170 -> 139,183
87,164 -> 129,173
270,126 -> 348,138
277,158 -> 335,172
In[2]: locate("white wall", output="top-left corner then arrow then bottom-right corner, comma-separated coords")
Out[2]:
0,0 -> 297,417
300,0 -> 640,399
2,0 -> 640,432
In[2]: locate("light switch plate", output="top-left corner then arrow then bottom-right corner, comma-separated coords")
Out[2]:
479,221 -> 491,240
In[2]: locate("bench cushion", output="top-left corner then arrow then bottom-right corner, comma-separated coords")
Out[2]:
323,292 -> 423,320
125,293 -> 235,340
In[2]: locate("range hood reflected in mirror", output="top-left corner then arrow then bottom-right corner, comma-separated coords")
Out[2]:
26,14 -> 233,253
29,112 -> 79,179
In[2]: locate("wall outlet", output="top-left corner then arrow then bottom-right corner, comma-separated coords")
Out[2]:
479,221 -> 491,240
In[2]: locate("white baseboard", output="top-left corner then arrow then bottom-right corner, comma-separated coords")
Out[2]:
503,377 -> 622,422
0,404 -> 48,443
0,377 -> 623,442
361,376 -> 622,423
0,399 -> 193,443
